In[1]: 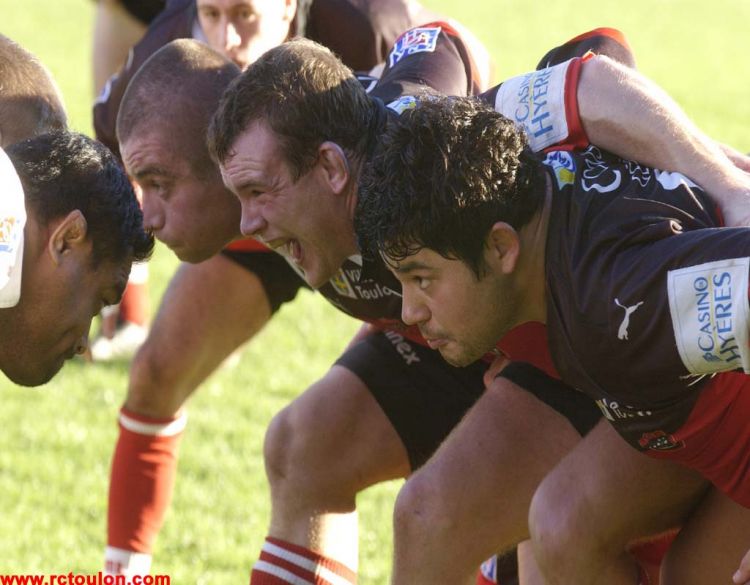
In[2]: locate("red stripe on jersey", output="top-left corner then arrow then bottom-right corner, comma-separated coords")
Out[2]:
225,237 -> 271,253
495,322 -> 559,378
647,371 -> 750,507
565,27 -> 633,53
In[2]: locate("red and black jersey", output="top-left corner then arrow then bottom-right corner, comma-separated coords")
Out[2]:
316,23 -> 479,343
542,145 -> 750,448
320,26 -> 631,350
94,0 -> 422,159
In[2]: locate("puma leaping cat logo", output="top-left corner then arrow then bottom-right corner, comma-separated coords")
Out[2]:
614,298 -> 644,340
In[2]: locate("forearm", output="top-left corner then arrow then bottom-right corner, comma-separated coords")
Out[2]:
577,56 -> 750,223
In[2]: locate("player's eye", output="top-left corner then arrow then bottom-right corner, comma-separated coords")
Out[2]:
200,8 -> 220,21
237,6 -> 256,21
414,276 -> 430,290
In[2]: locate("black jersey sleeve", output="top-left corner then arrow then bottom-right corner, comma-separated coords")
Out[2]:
536,27 -> 635,69
93,0 -> 195,160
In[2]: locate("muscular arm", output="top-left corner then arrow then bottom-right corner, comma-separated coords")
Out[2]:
577,55 -> 750,226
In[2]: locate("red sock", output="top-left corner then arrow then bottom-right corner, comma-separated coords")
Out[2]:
629,528 -> 678,585
250,537 -> 357,585
119,264 -> 149,326
107,408 -> 186,554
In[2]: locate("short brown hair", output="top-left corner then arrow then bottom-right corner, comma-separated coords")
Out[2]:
0,35 -> 67,147
208,38 -> 377,180
117,39 -> 240,179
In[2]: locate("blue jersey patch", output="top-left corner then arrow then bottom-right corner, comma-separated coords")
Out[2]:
389,27 -> 441,68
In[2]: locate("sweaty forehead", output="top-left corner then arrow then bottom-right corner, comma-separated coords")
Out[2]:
121,130 -> 189,177
222,123 -> 287,181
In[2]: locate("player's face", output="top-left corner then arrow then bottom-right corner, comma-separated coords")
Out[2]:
1,218 -> 130,386
220,120 -> 358,289
121,132 -> 241,263
196,0 -> 295,69
389,248 -> 519,367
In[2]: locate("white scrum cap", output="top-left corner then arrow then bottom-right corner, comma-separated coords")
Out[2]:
0,146 -> 26,308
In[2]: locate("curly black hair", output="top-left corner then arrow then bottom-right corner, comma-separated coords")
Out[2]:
7,130 -> 154,266
356,95 -> 544,277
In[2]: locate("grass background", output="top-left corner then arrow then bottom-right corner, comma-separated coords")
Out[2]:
1,0 -> 749,582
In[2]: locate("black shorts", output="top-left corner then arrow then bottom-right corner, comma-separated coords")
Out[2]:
336,330 -> 487,469
220,249 -> 309,314
338,333 -> 603,470
497,362 -> 602,437
119,0 -> 166,25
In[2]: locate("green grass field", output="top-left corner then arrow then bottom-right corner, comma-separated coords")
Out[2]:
1,1 -> 749,582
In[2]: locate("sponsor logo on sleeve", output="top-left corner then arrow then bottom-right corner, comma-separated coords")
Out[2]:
386,95 -> 419,116
668,258 -> 750,374
542,150 -> 576,188
330,268 -> 358,299
388,27 -> 442,67
493,61 -> 570,151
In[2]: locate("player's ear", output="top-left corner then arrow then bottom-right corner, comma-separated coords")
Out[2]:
283,0 -> 296,22
48,210 -> 89,266
485,222 -> 520,275
318,141 -> 350,195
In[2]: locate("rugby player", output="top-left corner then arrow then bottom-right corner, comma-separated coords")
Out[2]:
99,0 -> 493,575
208,28 -> 750,584
0,34 -> 67,147
111,23 -> 637,583
355,93 -> 750,584
0,132 -> 153,387
92,0 -> 166,95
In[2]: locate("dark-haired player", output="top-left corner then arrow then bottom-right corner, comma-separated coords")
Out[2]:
98,0 -> 495,575
355,93 -> 750,584
206,23 -> 750,583
0,132 -> 153,387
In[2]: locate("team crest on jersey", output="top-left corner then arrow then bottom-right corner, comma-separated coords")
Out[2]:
0,216 -> 18,253
329,268 -> 358,299
386,95 -> 419,116
542,150 -> 576,188
667,258 -> 750,375
638,430 -> 684,451
388,26 -> 441,67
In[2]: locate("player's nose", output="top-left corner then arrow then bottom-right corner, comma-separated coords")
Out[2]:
240,201 -> 267,237
141,196 -> 165,234
222,20 -> 242,52
401,292 -> 429,326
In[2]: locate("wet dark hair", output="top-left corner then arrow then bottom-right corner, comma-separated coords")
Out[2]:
7,131 -> 154,266
356,95 -> 544,278
208,38 -> 378,180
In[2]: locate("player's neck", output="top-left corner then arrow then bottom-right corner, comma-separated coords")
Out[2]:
516,174 -> 552,324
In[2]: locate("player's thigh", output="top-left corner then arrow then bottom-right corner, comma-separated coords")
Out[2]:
662,487 -> 750,585
265,364 -> 410,500
398,376 -> 590,547
531,420 -> 709,549
266,330 -> 487,493
126,254 -> 273,414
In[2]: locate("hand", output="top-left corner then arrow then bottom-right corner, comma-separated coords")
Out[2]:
483,353 -> 511,388
733,548 -> 750,584
718,192 -> 750,227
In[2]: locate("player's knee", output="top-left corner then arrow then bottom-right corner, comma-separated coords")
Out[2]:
125,342 -> 184,417
394,470 -> 455,540
529,477 -> 584,571
263,406 -> 296,487
263,401 -> 325,488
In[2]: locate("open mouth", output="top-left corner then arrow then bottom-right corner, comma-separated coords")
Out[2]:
269,239 -> 303,264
